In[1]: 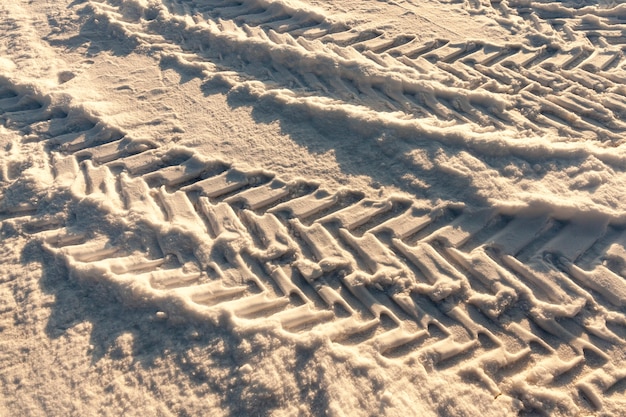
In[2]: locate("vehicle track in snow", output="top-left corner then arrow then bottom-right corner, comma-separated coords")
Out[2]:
81,0 -> 626,144
2,77 -> 626,415
483,0 -> 626,46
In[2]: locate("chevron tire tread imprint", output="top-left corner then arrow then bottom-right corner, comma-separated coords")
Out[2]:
82,0 -> 626,144
1,77 -> 626,414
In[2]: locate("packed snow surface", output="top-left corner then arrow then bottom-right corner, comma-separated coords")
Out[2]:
2,0 -> 626,416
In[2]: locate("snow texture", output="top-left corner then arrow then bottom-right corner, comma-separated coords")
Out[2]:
1,0 -> 626,416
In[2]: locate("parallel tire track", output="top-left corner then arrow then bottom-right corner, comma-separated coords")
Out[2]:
486,0 -> 626,47
85,0 -> 626,143
2,78 -> 626,414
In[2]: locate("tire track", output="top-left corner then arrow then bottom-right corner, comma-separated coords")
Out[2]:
2,77 -> 626,414
165,0 -> 626,124
84,0 -> 626,144
486,0 -> 626,46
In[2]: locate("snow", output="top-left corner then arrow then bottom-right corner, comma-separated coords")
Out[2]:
2,0 -> 626,415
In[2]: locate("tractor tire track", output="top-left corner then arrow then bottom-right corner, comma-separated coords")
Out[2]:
104,0 -> 626,144
2,76 -> 626,414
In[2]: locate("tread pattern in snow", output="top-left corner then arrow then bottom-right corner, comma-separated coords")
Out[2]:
86,0 -> 626,143
2,79 -> 626,414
